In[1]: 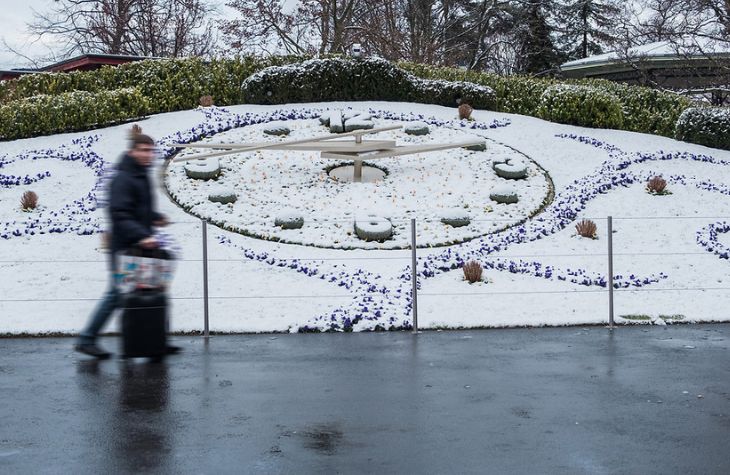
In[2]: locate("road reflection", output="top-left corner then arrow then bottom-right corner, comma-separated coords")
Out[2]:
76,359 -> 173,473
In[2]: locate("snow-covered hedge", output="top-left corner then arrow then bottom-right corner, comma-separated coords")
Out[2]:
240,58 -> 496,110
398,62 -> 691,137
537,84 -> 624,129
0,87 -> 149,140
675,107 -> 730,151
0,56 -> 307,113
0,55 -> 692,141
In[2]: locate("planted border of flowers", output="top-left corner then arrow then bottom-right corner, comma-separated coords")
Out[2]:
696,222 -> 730,259
0,135 -> 108,239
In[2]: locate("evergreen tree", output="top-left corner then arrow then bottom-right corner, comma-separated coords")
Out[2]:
516,0 -> 562,75
558,0 -> 621,60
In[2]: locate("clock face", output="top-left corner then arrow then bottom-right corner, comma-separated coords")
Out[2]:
166,113 -> 550,249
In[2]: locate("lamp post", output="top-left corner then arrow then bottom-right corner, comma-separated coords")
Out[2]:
344,25 -> 365,58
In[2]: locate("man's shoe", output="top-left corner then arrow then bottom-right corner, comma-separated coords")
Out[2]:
165,345 -> 182,355
74,343 -> 112,360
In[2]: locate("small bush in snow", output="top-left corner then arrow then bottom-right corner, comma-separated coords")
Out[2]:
128,123 -> 143,140
538,84 -> 624,129
463,261 -> 483,283
646,176 -> 670,195
20,191 -> 38,211
458,103 -> 473,120
575,219 -> 597,239
675,107 -> 730,151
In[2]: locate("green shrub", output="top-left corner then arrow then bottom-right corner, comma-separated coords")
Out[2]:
0,87 -> 150,140
241,58 -> 496,110
537,84 -> 624,129
675,107 -> 730,150
399,62 -> 690,137
578,78 -> 691,136
0,56 -> 696,141
398,62 -> 556,115
0,56 -> 310,111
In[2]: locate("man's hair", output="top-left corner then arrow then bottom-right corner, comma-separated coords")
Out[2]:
131,133 -> 155,149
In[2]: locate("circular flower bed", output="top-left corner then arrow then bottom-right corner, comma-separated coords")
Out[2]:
165,110 -> 551,249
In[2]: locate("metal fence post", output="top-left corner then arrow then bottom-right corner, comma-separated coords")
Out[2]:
607,216 -> 615,328
202,219 -> 210,338
411,218 -> 419,333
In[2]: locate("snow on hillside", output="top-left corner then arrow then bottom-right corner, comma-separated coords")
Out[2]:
1,101 -> 730,334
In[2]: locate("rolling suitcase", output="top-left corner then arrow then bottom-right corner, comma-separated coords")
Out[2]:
121,289 -> 168,358
117,246 -> 174,359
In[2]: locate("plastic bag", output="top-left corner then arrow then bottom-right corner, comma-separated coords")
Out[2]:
115,247 -> 175,293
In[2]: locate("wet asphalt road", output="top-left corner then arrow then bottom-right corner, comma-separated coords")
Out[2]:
1,324 -> 729,475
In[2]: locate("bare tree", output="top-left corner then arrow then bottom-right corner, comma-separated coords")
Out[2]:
25,0 -> 217,60
221,0 -> 366,55
612,0 -> 730,103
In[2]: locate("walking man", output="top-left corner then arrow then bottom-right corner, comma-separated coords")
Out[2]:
75,133 -> 177,359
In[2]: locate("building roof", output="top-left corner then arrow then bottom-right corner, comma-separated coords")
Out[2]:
561,40 -> 730,72
0,69 -> 39,81
1,53 -> 155,81
41,53 -> 154,72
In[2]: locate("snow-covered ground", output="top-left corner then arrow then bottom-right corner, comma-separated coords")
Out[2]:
2,101 -> 730,334
166,115 -> 549,249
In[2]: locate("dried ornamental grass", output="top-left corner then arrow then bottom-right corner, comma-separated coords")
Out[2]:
21,191 -> 38,211
128,123 -> 143,139
646,176 -> 669,195
463,260 -> 483,283
199,95 -> 214,107
458,103 -> 473,120
575,219 -> 597,239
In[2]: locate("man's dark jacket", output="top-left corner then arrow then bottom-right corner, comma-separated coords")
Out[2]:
108,153 -> 162,254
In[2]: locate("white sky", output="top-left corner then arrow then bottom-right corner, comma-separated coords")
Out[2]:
0,0 -> 60,69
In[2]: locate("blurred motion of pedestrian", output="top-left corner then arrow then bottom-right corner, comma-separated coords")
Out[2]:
75,132 -> 179,359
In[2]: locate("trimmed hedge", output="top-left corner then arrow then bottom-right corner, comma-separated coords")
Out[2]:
399,62 -> 556,116
537,84 -> 624,129
0,87 -> 150,140
580,78 -> 691,137
0,56 -> 310,112
398,62 -> 690,137
675,107 -> 730,150
241,58 -> 496,110
0,54 -> 706,145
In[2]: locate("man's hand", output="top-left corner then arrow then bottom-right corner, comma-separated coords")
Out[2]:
153,215 -> 169,227
139,236 -> 158,249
